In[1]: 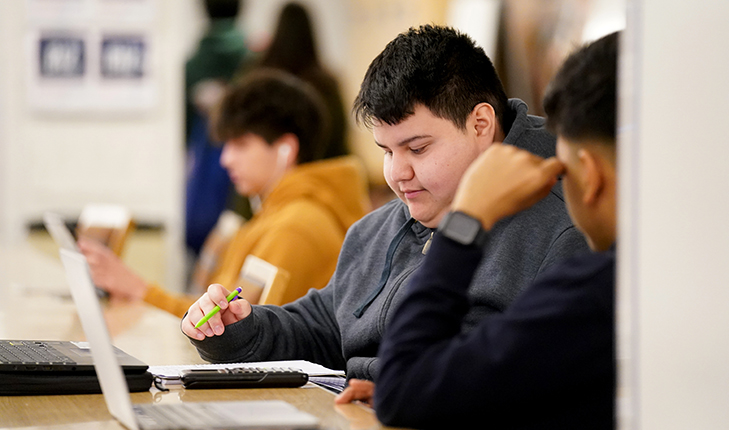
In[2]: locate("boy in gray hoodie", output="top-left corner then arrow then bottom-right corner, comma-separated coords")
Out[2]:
182,24 -> 588,384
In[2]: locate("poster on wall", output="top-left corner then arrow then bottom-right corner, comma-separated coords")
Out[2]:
39,35 -> 86,79
100,35 -> 146,79
25,0 -> 157,115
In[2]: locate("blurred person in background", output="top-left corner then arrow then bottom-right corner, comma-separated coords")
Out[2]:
245,2 -> 350,159
185,0 -> 253,259
79,70 -> 370,318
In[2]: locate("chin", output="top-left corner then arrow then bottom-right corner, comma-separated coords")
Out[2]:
235,185 -> 253,196
408,209 -> 438,228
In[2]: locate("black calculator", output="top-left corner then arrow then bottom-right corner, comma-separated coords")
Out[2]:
180,367 -> 309,389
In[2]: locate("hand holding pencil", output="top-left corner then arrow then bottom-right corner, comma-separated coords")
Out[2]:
195,286 -> 242,328
182,284 -> 253,340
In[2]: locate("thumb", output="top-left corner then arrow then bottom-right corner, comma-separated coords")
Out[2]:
222,297 -> 252,323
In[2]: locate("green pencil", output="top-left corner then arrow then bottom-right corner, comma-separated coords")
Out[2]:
194,286 -> 242,329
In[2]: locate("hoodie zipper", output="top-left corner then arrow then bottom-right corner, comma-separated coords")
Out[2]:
353,218 -> 416,318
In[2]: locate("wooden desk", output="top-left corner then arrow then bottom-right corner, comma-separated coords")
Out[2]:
0,245 -> 395,430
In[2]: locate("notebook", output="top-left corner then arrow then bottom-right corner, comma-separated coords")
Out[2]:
59,249 -> 320,430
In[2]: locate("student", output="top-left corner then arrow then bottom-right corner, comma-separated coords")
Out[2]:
79,70 -> 370,317
185,0 -> 252,255
181,25 -> 588,382
359,31 -> 619,428
253,2 -> 350,159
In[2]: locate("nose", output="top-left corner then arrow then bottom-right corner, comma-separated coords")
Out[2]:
387,152 -> 414,183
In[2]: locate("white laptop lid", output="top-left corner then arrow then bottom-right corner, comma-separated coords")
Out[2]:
60,249 -> 320,430
60,249 -> 140,430
43,212 -> 79,252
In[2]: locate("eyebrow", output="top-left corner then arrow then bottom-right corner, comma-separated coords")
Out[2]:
374,135 -> 432,149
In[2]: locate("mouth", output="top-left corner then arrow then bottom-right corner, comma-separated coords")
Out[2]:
401,189 -> 423,200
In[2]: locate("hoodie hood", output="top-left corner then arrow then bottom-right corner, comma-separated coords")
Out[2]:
260,156 -> 371,232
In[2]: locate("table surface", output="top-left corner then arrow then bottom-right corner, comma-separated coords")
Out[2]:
0,244 -> 398,430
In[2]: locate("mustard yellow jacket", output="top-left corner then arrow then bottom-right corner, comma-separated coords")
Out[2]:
144,156 -> 370,317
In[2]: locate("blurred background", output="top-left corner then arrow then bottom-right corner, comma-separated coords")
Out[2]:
5,2 -> 729,429
0,0 -> 624,289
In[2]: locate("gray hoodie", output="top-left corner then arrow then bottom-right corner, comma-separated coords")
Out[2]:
188,99 -> 590,380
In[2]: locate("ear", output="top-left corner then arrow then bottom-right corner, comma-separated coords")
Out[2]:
274,133 -> 300,166
470,103 -> 498,149
577,148 -> 605,206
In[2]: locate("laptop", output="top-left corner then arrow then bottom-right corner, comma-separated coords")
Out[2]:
0,227 -> 149,394
43,211 -> 108,298
60,249 -> 320,430
43,211 -> 79,252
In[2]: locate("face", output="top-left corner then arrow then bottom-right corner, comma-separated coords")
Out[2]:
220,133 -> 280,197
373,105 -> 487,228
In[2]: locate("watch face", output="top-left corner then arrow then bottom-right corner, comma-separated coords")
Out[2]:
444,212 -> 480,244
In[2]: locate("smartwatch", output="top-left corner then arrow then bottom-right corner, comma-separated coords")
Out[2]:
438,211 -> 489,247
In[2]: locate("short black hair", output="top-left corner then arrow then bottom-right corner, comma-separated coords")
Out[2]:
353,24 -> 509,131
211,69 -> 330,164
204,0 -> 242,19
543,31 -> 619,143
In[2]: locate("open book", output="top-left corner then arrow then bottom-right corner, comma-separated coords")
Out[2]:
76,203 -> 134,256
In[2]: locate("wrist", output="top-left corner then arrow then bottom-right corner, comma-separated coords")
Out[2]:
437,211 -> 489,247
449,204 -> 497,231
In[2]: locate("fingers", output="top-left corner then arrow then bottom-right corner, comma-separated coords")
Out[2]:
334,386 -> 357,404
181,284 -> 252,340
221,298 -> 252,325
453,145 -> 566,230
77,237 -> 107,256
334,379 -> 375,406
181,306 -> 206,340
542,156 -> 567,178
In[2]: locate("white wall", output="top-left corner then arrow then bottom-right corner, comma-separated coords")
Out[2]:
0,0 -> 188,289
620,0 -> 729,428
0,0 -> 350,289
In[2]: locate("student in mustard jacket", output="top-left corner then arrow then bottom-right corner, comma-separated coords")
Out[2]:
78,70 -> 370,317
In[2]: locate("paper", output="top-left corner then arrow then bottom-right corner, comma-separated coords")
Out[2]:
149,360 -> 345,382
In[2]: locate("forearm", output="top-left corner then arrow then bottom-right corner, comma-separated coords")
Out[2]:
189,290 -> 346,370
346,356 -> 379,381
375,234 -> 482,426
143,284 -> 195,319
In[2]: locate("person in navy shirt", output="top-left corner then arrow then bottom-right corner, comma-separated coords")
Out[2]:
338,31 -> 620,429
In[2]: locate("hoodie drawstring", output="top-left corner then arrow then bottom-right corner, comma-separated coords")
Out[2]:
353,218 -> 416,318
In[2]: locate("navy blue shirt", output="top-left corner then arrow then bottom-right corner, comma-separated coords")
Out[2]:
375,233 -> 615,429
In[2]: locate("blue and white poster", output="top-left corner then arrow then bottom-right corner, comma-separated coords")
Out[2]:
26,0 -> 157,114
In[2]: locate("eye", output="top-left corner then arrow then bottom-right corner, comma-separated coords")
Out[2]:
410,146 -> 426,155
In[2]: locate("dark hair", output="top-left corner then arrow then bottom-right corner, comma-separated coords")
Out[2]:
211,69 -> 330,164
543,31 -> 618,143
353,24 -> 509,130
256,2 -> 349,159
204,0 -> 242,19
259,2 -> 318,74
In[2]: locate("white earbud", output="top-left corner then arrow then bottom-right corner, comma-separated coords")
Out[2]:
278,144 -> 291,159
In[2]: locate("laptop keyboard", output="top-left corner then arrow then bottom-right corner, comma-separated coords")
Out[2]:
134,403 -> 229,429
0,341 -> 73,364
